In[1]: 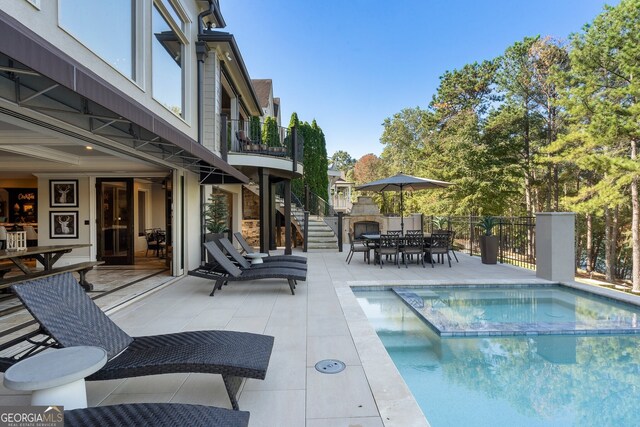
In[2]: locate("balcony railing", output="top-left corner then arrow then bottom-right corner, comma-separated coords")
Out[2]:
222,117 -> 303,163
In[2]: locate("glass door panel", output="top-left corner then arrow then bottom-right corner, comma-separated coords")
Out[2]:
97,178 -> 134,265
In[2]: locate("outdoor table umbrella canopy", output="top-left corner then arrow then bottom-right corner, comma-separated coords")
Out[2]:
355,172 -> 452,233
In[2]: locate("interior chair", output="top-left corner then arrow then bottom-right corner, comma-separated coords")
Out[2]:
217,237 -> 306,271
9,273 -> 274,411
65,403 -> 249,427
375,234 -> 400,269
233,232 -> 307,264
425,232 -> 452,268
24,225 -> 38,247
0,225 -> 6,250
189,242 -> 307,296
402,233 -> 425,267
346,231 -> 370,264
144,229 -> 160,257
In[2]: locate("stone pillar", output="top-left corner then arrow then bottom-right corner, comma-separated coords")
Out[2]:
535,212 -> 575,282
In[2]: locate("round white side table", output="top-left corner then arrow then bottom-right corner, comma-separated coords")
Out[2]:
245,252 -> 269,265
3,346 -> 107,410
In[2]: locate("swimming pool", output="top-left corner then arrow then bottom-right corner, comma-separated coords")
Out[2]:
355,286 -> 640,426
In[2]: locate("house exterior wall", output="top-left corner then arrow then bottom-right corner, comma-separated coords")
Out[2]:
0,0 -> 266,272
203,52 -> 217,152
0,0 -> 201,143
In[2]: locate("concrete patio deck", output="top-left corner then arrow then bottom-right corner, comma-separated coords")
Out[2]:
0,248 -> 550,426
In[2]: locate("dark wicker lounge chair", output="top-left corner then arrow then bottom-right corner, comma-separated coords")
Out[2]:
233,232 -> 307,264
65,403 -> 249,427
216,238 -> 307,271
10,273 -> 274,411
190,242 -> 306,296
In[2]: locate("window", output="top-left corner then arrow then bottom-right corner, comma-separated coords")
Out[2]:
152,1 -> 185,117
59,0 -> 135,79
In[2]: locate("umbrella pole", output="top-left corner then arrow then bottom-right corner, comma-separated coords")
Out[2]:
400,186 -> 404,235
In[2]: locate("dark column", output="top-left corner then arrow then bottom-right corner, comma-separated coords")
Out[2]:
220,114 -> 228,161
259,168 -> 270,253
303,211 -> 309,253
269,181 -> 276,250
284,180 -> 292,255
337,212 -> 343,252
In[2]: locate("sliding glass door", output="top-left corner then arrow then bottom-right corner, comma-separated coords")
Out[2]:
97,178 -> 134,265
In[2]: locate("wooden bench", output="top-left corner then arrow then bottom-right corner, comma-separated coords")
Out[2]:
0,261 -> 104,291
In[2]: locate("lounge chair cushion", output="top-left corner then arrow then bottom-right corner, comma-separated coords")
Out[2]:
233,232 -> 307,264
13,273 -> 133,359
65,403 -> 250,427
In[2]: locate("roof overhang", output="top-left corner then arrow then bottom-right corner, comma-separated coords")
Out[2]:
199,30 -> 262,116
0,9 -> 248,184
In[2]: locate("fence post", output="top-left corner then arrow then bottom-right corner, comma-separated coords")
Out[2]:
303,211 -> 309,253
469,214 -> 474,256
499,220 -> 503,264
536,213 -> 575,282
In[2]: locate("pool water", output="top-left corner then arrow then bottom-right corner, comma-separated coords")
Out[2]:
355,288 -> 640,427
392,285 -> 640,336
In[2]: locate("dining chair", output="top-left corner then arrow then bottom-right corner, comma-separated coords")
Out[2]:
375,234 -> 400,269
425,232 -> 452,268
24,225 -> 38,247
346,231 -> 370,264
402,233 -> 425,267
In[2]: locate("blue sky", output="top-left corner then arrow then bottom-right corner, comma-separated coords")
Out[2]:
221,0 -> 617,160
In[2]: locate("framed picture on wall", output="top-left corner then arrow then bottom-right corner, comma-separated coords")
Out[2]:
50,180 -> 78,207
50,211 -> 78,239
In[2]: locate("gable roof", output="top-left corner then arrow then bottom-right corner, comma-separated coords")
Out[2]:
252,79 -> 272,109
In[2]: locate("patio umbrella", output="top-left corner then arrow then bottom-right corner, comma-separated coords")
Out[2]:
355,172 -> 452,234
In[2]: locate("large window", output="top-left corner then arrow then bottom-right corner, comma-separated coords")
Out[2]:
152,1 -> 185,117
59,0 -> 135,79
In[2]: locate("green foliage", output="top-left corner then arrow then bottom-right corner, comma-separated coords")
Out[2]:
432,216 -> 449,230
262,116 -> 280,147
249,116 -> 261,143
288,113 -> 329,203
204,191 -> 228,234
329,150 -> 356,173
477,216 -> 498,236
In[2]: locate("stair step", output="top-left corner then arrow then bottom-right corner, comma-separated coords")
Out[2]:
307,243 -> 339,249
308,232 -> 336,238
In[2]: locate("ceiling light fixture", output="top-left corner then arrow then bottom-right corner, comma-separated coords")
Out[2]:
85,146 -> 93,150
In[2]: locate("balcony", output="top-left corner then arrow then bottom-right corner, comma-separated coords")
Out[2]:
224,117 -> 303,163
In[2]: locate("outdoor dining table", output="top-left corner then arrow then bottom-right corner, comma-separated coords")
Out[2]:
360,233 -> 432,265
0,244 -> 90,274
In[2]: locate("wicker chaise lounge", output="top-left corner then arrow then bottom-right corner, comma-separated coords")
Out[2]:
189,242 -> 306,296
9,273 -> 274,411
216,238 -> 307,271
65,403 -> 249,427
233,232 -> 307,264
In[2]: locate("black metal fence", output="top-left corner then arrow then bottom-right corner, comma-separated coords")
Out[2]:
424,215 -> 536,269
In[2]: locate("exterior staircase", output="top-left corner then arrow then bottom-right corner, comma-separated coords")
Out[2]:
274,194 -> 338,250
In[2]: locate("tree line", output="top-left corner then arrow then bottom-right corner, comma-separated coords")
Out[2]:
344,0 -> 640,290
